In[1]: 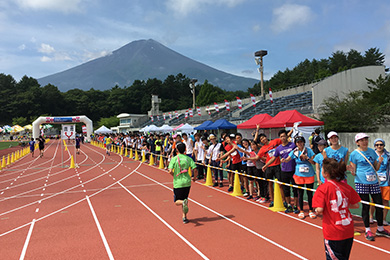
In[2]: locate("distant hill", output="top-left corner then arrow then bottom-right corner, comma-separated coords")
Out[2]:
38,39 -> 258,92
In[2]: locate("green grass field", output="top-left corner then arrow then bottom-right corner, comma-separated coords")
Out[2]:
0,141 -> 20,150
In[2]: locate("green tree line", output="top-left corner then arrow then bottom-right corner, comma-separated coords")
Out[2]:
0,47 -> 385,128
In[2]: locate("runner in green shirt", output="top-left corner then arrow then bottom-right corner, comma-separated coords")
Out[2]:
168,142 -> 198,223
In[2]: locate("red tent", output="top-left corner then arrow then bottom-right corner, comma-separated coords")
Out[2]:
260,110 -> 324,128
237,113 -> 273,129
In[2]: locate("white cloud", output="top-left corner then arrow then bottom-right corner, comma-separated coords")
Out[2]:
40,56 -> 51,62
15,0 -> 82,13
271,4 -> 313,33
252,24 -> 261,32
38,43 -> 55,54
166,0 -> 245,16
82,50 -> 111,61
18,44 -> 26,50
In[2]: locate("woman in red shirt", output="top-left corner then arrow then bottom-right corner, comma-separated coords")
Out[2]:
313,158 -> 360,260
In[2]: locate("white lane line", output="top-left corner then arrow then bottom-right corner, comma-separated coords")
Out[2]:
136,171 -> 308,260
118,182 -> 209,260
86,196 -> 114,260
200,180 -> 390,255
19,218 -> 35,260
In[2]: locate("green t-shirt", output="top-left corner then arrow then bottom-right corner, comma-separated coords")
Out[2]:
168,154 -> 197,188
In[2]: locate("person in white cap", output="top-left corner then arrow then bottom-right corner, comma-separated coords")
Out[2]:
323,131 -> 349,163
348,133 -> 390,241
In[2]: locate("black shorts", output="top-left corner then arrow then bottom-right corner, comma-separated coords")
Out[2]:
265,165 -> 282,180
246,166 -> 258,181
39,145 -> 44,151
76,145 -> 80,149
230,162 -> 242,173
173,186 -> 191,202
281,171 -> 298,198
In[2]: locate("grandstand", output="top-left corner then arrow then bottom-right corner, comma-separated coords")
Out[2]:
116,65 -> 385,132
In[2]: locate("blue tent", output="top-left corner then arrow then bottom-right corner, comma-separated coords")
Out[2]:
194,120 -> 213,130
204,119 -> 236,130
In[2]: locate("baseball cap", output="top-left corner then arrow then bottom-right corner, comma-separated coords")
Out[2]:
327,131 -> 338,139
294,136 -> 305,143
317,139 -> 327,145
355,133 -> 369,142
209,134 -> 216,140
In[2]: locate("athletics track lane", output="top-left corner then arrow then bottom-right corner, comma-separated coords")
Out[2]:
1,141 -> 390,259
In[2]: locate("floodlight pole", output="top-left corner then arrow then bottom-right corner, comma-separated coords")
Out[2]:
255,50 -> 268,100
189,79 -> 198,111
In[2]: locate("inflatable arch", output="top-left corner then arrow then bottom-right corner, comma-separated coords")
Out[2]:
32,116 -> 93,141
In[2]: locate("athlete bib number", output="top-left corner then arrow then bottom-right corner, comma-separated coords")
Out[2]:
378,172 -> 387,182
268,148 -> 275,157
366,172 -> 377,182
299,166 -> 310,173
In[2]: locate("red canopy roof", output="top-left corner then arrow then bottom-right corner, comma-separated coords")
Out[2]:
237,113 -> 273,129
260,110 -> 324,128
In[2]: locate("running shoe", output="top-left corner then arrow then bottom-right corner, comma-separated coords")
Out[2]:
309,211 -> 317,219
293,206 -> 300,214
259,197 -> 267,203
254,196 -> 260,201
365,230 -> 375,241
243,192 -> 249,197
228,186 -> 233,192
376,229 -> 390,238
285,205 -> 293,214
269,201 -> 274,207
298,212 -> 305,219
213,182 -> 218,187
283,202 -> 288,208
219,183 -> 224,188
182,199 -> 188,214
183,217 -> 189,224
247,195 -> 253,200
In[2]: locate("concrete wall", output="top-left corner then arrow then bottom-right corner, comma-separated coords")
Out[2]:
313,66 -> 385,113
334,132 -> 390,158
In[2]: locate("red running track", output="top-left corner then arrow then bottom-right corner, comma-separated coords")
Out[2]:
0,140 -> 389,259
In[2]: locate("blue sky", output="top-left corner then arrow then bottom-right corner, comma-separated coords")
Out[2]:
0,0 -> 389,83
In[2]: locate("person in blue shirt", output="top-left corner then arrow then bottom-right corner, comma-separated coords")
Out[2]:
323,131 -> 349,163
29,138 -> 35,157
369,138 -> 390,226
282,136 -> 316,220
314,139 -> 327,185
348,133 -> 390,241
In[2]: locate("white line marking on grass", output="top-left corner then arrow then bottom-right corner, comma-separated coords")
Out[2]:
118,182 -> 209,260
86,195 -> 114,260
19,218 -> 35,260
136,171 -> 309,259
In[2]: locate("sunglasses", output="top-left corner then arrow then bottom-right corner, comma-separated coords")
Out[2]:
375,143 -> 384,147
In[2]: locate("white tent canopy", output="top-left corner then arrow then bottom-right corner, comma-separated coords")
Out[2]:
141,124 -> 160,133
95,125 -> 112,134
158,124 -> 173,132
177,123 -> 194,133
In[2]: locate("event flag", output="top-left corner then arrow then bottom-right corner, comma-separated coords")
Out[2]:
189,108 -> 193,117
157,115 -> 160,121
169,112 -> 172,119
224,100 -> 230,111
175,111 -> 178,118
250,94 -> 256,107
197,107 -> 201,116
163,114 -> 166,120
236,97 -> 242,109
206,106 -> 211,115
151,116 -> 154,122
185,110 -> 188,119
214,102 -> 219,112
269,88 -> 273,104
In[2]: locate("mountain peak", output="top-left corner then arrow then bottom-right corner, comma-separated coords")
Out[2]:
38,39 -> 257,92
